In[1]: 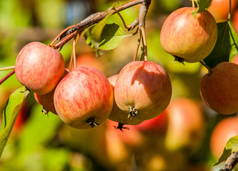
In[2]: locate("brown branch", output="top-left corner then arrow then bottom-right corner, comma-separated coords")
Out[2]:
0,70 -> 15,85
220,151 -> 238,171
51,0 -> 145,49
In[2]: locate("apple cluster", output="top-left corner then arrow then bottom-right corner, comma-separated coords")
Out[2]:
15,42 -> 172,129
160,6 -> 238,116
14,6 -> 238,131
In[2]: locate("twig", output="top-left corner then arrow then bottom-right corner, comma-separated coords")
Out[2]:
51,0 -> 145,49
220,151 -> 238,171
0,70 -> 15,85
138,0 -> 151,61
0,66 -> 15,71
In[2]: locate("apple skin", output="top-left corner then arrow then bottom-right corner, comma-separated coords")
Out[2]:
232,54 -> 238,64
15,42 -> 65,95
113,61 -> 172,125
107,120 -> 144,148
135,109 -> 168,134
201,62 -> 238,114
76,53 -> 105,72
232,9 -> 238,33
165,98 -> 204,151
34,90 -> 57,114
210,117 -> 238,158
208,0 -> 237,23
54,66 -> 113,129
160,7 -> 217,62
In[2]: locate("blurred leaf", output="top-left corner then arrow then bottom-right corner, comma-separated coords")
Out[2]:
35,0 -> 65,28
204,22 -> 230,68
197,0 -> 212,11
0,0 -> 31,29
228,21 -> 238,59
43,148 -> 70,171
19,105 -> 61,153
84,6 -> 137,50
214,136 -> 238,166
0,86 -> 29,156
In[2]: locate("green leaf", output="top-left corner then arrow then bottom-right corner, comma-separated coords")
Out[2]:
0,86 -> 29,156
197,0 -> 212,11
83,6 -> 137,50
18,104 -> 61,154
228,21 -> 238,59
204,22 -> 231,68
214,136 -> 238,166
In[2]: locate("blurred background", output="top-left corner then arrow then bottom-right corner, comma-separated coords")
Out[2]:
1,0 -> 238,170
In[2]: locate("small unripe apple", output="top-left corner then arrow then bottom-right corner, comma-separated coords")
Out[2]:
208,0 -> 237,23
165,98 -> 204,151
34,90 -> 57,114
160,7 -> 217,62
54,66 -> 113,129
15,42 -> 65,95
210,117 -> 238,158
201,62 -> 238,114
113,61 -> 172,125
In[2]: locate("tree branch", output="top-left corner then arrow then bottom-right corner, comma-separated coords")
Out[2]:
51,0 -> 145,49
220,151 -> 238,171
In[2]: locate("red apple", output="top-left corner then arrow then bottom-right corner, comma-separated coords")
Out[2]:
135,109 -> 168,134
231,54 -> 238,64
210,117 -> 238,158
15,42 -> 65,95
201,62 -> 238,114
107,120 -> 144,148
160,7 -> 217,62
165,98 -> 204,151
208,0 -> 237,23
34,90 -> 57,114
112,61 -> 172,125
232,9 -> 238,33
54,66 -> 113,129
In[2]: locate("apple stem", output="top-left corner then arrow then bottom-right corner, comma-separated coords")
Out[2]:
0,66 -> 15,71
228,0 -> 232,21
72,38 -> 77,69
0,70 -> 15,85
128,106 -> 138,120
138,0 -> 150,61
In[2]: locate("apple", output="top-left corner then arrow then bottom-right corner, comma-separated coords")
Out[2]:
54,66 -> 113,129
135,109 -> 168,134
160,7 -> 217,62
208,0 -> 237,23
69,53 -> 105,72
15,42 -> 65,95
210,116 -> 238,158
201,62 -> 238,114
112,61 -> 172,125
165,98 -> 204,151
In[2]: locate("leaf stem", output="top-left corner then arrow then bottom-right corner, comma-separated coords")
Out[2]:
0,66 -> 16,71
